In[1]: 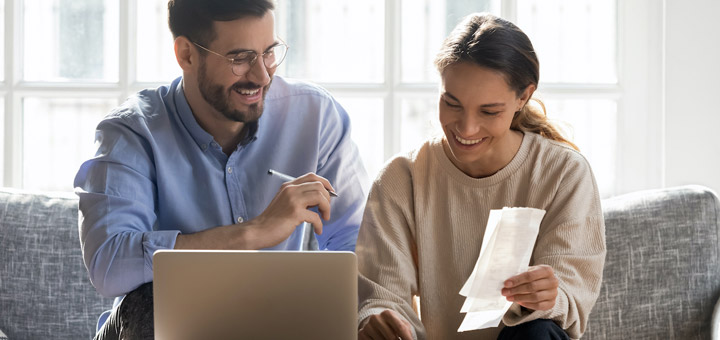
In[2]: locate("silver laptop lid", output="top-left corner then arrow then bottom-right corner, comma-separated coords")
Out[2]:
153,250 -> 358,340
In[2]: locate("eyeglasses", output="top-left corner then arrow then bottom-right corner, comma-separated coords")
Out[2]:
192,40 -> 289,77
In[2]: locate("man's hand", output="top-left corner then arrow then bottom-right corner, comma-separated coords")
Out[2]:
174,173 -> 335,250
359,310 -> 413,340
249,173 -> 334,248
501,264 -> 559,311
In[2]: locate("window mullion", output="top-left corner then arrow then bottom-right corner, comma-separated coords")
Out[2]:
120,0 -> 133,103
4,0 -> 23,187
384,0 -> 401,161
537,83 -> 622,99
501,0 -> 517,22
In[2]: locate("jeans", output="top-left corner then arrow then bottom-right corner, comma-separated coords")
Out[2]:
94,282 -> 155,340
497,319 -> 570,340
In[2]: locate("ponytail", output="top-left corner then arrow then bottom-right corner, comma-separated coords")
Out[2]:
512,98 -> 579,151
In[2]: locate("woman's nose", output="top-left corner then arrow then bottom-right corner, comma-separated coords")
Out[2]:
455,114 -> 481,137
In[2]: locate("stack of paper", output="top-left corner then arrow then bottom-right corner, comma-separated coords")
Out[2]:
458,207 -> 545,332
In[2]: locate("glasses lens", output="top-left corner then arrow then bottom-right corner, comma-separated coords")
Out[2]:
264,44 -> 288,69
231,63 -> 249,76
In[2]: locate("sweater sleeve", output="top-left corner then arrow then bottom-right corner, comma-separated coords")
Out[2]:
502,152 -> 607,339
356,157 -> 425,339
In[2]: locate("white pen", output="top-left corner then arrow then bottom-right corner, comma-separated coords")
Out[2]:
267,169 -> 339,197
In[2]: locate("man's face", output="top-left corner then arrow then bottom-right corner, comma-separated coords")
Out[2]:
197,12 -> 277,123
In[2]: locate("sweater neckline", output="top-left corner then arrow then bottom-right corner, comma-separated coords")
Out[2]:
431,131 -> 533,187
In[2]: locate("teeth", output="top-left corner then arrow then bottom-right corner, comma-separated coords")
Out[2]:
455,134 -> 484,145
237,88 -> 259,95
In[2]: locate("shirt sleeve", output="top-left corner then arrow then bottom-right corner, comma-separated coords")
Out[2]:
502,153 -> 607,339
314,96 -> 370,251
74,117 -> 178,298
356,158 -> 425,339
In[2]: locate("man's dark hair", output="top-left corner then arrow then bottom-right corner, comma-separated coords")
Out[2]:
168,0 -> 275,46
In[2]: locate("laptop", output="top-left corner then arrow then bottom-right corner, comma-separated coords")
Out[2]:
152,250 -> 358,340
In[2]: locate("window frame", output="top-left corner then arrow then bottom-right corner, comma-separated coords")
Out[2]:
1,0 -> 664,197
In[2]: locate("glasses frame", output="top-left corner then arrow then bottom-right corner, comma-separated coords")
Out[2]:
192,39 -> 289,77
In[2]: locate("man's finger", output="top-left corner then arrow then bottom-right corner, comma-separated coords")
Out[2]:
301,210 -> 323,235
297,183 -> 332,221
297,182 -> 331,202
297,173 -> 336,195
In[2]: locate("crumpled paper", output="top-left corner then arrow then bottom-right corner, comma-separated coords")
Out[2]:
458,207 -> 545,332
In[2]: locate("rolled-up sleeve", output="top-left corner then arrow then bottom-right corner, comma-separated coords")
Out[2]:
75,118 -> 177,298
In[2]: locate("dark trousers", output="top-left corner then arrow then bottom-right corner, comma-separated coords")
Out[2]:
497,319 -> 570,340
94,282 -> 155,340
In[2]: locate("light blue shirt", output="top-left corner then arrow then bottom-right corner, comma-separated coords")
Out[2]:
74,76 -> 369,299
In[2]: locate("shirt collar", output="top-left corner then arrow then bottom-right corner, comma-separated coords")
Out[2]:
173,78 -> 216,150
173,77 -> 261,151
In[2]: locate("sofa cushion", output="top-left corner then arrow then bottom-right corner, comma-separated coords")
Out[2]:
585,185 -> 720,339
0,188 -> 112,340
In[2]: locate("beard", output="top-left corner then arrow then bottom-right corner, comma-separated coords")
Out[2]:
197,58 -> 271,123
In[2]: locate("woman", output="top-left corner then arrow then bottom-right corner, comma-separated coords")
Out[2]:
356,13 -> 606,340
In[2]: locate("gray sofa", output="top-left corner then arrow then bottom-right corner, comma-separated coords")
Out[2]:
1,185 -> 719,339
0,188 -> 112,339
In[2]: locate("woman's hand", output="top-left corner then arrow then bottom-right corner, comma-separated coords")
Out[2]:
358,310 -> 414,340
501,264 -> 559,311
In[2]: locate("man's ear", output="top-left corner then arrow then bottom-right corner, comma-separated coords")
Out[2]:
174,36 -> 195,73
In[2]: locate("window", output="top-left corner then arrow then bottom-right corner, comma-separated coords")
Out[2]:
2,0 -> 649,198
276,0 -> 620,197
276,0 -> 501,181
515,0 -> 619,197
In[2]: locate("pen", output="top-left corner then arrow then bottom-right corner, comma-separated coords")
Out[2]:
267,169 -> 339,197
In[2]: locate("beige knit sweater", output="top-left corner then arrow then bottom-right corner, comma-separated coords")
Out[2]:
356,132 -> 606,340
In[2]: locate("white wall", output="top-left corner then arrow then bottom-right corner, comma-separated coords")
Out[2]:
664,0 -> 720,194
616,0 -> 665,196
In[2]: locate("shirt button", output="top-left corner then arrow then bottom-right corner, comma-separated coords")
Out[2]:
237,216 -> 244,223
227,167 -> 233,173
201,144 -> 208,150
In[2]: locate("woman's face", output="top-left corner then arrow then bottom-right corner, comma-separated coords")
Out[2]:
439,62 -> 531,177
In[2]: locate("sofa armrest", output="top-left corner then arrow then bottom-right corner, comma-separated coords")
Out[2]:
0,187 -> 112,339
585,185 -> 720,339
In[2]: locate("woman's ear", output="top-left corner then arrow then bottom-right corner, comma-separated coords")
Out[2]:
174,36 -> 195,73
518,84 -> 537,110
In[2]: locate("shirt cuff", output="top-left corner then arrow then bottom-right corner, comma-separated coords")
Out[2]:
141,230 -> 181,282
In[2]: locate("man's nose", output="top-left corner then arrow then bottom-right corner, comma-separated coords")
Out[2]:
246,58 -> 271,86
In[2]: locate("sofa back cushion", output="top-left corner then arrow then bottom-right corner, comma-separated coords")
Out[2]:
0,188 -> 112,340
586,185 -> 720,339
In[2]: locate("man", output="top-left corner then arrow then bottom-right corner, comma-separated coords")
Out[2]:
74,0 -> 369,338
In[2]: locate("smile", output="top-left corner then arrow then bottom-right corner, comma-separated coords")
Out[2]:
454,134 -> 485,145
236,88 -> 260,96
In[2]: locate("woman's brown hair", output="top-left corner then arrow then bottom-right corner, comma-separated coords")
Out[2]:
434,13 -> 578,150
